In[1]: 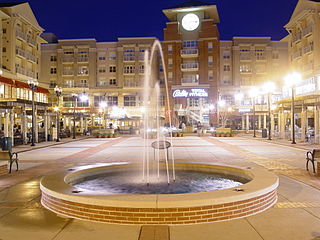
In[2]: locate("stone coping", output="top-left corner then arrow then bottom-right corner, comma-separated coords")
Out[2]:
40,163 -> 278,209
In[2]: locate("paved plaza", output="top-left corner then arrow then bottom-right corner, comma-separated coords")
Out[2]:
0,136 -> 320,240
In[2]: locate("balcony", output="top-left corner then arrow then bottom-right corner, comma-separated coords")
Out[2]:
26,70 -> 36,78
302,25 -> 313,37
78,70 -> 89,76
240,54 -> 251,61
292,49 -> 302,59
26,36 -> 37,47
62,70 -> 74,76
78,56 -> 89,63
292,33 -> 302,43
16,66 -> 26,75
181,62 -> 198,71
25,51 -> 36,63
181,76 -> 199,86
181,48 -> 198,57
15,46 -> 25,58
62,57 -> 74,63
303,44 -> 313,55
16,29 -> 26,41
75,83 -> 89,88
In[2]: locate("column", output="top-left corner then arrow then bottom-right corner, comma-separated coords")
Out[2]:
241,115 -> 245,130
246,113 -> 249,133
263,113 -> 267,129
35,106 -> 38,143
21,109 -> 27,144
80,115 -> 84,134
9,110 -> 14,147
4,111 -> 9,137
44,110 -> 48,142
279,110 -> 285,139
85,117 -> 88,131
301,105 -> 307,141
314,107 -> 319,144
271,113 -> 275,138
258,115 -> 261,129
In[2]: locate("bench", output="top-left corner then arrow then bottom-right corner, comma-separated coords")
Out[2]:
306,149 -> 320,173
0,150 -> 19,173
151,140 -> 171,161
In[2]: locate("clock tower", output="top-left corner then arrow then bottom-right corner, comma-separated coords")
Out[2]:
162,1 -> 220,126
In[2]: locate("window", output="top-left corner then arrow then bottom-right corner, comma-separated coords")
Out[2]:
50,67 -> 57,74
97,79 -> 107,87
255,48 -> 265,60
168,72 -> 172,80
272,51 -> 279,59
3,29 -> 6,34
77,79 -> 88,88
124,96 -> 136,106
168,58 -> 173,68
2,47 -> 6,53
222,76 -> 231,85
208,42 -> 213,52
109,52 -> 116,60
98,55 -> 106,61
223,52 -> 231,59
124,65 -> 135,74
183,41 -> 198,48
64,51 -> 74,55
208,56 -> 213,67
223,65 -> 230,71
78,66 -> 88,75
109,78 -> 116,85
123,49 -> 135,61
168,45 -> 172,54
109,66 -> 116,73
208,70 -> 213,81
189,98 -> 199,107
240,64 -> 251,73
50,55 -> 57,62
139,65 -> 144,74
107,96 -> 118,106
49,81 -> 56,88
98,67 -> 106,73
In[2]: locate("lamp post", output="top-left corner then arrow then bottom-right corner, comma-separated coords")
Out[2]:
263,82 -> 275,141
71,93 -> 77,139
54,86 -> 62,142
99,101 -> 107,130
28,79 -> 39,146
249,87 -> 259,138
285,72 -> 301,144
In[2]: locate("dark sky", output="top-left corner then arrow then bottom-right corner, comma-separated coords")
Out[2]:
10,0 -> 298,41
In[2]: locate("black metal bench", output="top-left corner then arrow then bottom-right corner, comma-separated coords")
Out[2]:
151,140 -> 171,161
306,149 -> 320,173
0,150 -> 19,173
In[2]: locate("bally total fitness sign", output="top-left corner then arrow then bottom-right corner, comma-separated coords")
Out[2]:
172,89 -> 208,98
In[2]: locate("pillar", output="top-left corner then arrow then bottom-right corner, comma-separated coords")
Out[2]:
301,105 -> 307,141
4,111 -> 9,137
271,113 -> 275,138
9,111 -> 14,147
241,115 -> 245,130
85,117 -> 88,131
246,113 -> 249,133
35,106 -> 38,143
258,115 -> 261,129
21,109 -> 27,144
80,115 -> 84,134
314,107 -> 319,144
279,110 -> 285,139
44,110 -> 48,142
263,113 -> 267,129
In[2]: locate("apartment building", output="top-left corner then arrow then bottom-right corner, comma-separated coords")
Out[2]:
0,2 -> 50,145
41,37 -> 161,131
219,37 -> 288,130
162,1 -> 220,126
280,0 -> 320,142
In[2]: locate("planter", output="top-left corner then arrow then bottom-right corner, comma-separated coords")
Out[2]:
172,132 -> 177,137
107,134 -> 111,138
181,133 -> 184,137
177,133 -> 181,137
101,135 -> 106,138
96,135 -> 100,138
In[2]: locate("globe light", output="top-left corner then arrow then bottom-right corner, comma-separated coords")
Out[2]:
284,72 -> 301,87
262,82 -> 276,94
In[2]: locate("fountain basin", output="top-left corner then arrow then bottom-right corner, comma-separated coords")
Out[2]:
40,163 -> 278,225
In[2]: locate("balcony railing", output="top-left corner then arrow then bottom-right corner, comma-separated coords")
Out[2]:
62,70 -> 74,76
75,83 -> 88,88
181,48 -> 198,57
62,57 -> 74,63
16,29 -> 26,41
302,25 -> 313,37
292,32 -> 302,43
16,66 -> 25,75
303,44 -> 313,55
181,62 -> 198,71
16,46 -> 25,57
292,49 -> 302,59
26,70 -> 36,78
240,54 -> 251,61
123,55 -> 135,62
181,76 -> 199,85
26,36 -> 37,47
25,51 -> 36,62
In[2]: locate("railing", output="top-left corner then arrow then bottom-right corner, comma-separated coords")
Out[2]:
25,51 -> 36,62
181,49 -> 198,56
181,76 -> 199,84
292,49 -> 302,59
62,70 -> 74,76
75,83 -> 88,88
292,32 -> 302,43
16,46 -> 25,57
26,36 -> 37,46
240,54 -> 251,61
181,62 -> 198,70
16,66 -> 26,75
62,57 -> 74,63
123,55 -> 135,61
16,29 -> 26,41
26,70 -> 36,78
303,44 -> 313,54
302,25 -> 313,37
78,56 -> 88,62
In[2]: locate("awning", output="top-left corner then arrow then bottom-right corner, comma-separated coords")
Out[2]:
36,86 -> 50,94
15,80 -> 50,94
0,76 -> 14,86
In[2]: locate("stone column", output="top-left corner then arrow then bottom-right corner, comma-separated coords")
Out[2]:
4,111 -> 9,137
80,115 -> 84,134
9,110 -> 14,147
35,106 -> 38,143
279,110 -> 285,139
44,110 -> 48,142
246,113 -> 249,133
85,117 -> 88,131
21,109 -> 28,144
241,115 -> 245,130
314,107 -> 319,144
258,115 -> 261,129
263,113 -> 267,129
271,113 -> 275,138
301,105 -> 307,141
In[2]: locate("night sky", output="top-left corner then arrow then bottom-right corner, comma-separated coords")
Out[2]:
5,0 -> 298,41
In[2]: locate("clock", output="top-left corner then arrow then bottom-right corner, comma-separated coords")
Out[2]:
182,13 -> 200,31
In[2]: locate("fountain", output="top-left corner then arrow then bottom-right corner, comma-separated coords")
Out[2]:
40,40 -> 279,225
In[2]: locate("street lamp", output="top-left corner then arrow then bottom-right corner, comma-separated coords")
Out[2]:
28,79 -> 39,146
54,86 -> 62,142
263,82 -> 275,141
99,101 -> 107,129
284,72 -> 301,144
71,93 -> 78,139
249,87 -> 259,138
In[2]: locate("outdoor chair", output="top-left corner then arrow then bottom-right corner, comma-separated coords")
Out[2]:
306,149 -> 320,173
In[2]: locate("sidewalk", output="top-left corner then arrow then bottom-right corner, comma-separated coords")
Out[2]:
12,135 -> 91,153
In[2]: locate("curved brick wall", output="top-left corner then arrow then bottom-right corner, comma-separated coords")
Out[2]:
41,189 -> 277,225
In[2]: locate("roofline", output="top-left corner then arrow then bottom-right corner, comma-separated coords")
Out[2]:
232,37 -> 272,40
58,38 -> 97,42
117,37 -> 158,41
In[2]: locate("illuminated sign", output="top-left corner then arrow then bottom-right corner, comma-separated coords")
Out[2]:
172,89 -> 208,98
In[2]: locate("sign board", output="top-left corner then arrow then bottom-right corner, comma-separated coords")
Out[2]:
172,89 -> 208,98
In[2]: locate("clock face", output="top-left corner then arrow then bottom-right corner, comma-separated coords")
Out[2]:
182,13 -> 200,31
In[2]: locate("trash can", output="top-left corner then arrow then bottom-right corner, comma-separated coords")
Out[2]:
2,137 -> 12,151
47,134 -> 52,141
262,129 -> 268,138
